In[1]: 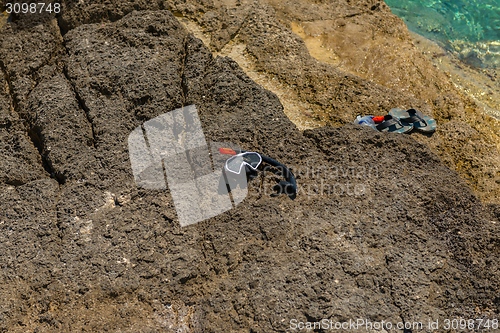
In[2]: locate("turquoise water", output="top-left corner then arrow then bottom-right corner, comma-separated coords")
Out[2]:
385,0 -> 500,67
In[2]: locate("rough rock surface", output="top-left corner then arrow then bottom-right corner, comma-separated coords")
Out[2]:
0,1 -> 499,332
153,0 -> 500,204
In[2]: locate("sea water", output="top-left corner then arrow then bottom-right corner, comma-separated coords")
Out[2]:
384,0 -> 500,68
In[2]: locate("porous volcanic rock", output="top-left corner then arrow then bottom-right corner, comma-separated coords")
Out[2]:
0,3 -> 498,332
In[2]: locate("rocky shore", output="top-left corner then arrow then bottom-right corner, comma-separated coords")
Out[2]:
0,1 -> 498,331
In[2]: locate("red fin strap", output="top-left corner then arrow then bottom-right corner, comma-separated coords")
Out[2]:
372,116 -> 385,124
219,148 -> 237,155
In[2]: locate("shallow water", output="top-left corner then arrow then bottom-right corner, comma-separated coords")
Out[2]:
385,0 -> 500,68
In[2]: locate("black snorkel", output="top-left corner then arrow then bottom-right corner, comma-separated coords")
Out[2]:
260,155 -> 297,200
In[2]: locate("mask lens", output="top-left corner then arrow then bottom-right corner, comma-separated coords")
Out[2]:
242,152 -> 262,170
224,152 -> 262,174
225,155 -> 245,174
